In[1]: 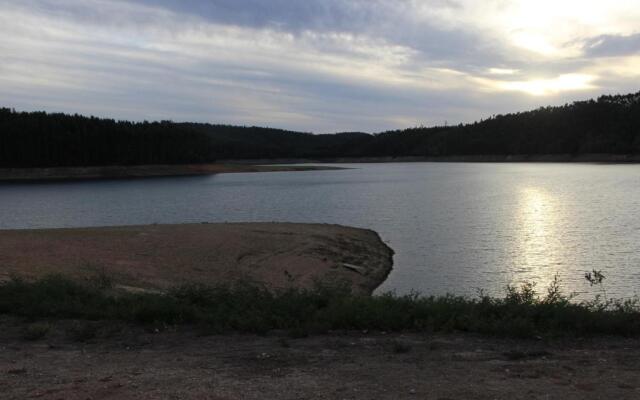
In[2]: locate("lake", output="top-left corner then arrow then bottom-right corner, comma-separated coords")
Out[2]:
1,162 -> 640,299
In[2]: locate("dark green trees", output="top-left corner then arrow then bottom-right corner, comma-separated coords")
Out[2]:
0,110 -> 216,167
1,91 -> 639,167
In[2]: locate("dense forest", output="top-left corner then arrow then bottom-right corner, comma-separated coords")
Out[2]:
1,91 -> 640,167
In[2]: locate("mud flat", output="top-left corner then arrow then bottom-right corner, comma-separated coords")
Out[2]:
0,223 -> 393,295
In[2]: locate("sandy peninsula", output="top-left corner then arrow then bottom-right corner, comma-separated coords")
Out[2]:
0,223 -> 393,295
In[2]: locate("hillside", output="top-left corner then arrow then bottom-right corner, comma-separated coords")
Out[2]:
1,91 -> 639,167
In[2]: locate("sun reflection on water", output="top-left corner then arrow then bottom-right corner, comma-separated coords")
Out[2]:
513,186 -> 565,291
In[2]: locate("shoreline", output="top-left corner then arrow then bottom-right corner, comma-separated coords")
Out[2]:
224,153 -> 640,164
2,155 -> 638,182
0,164 -> 344,183
0,222 -> 394,295
3,154 -> 640,182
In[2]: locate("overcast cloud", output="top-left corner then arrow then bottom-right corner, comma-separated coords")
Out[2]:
1,0 -> 639,132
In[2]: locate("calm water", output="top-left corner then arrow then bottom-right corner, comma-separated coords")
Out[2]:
2,163 -> 640,299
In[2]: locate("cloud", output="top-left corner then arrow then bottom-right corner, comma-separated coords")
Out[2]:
0,0 -> 639,133
583,33 -> 640,57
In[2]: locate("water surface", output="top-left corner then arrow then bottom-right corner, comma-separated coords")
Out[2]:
2,163 -> 640,299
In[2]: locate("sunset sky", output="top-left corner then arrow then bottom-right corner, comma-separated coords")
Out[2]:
1,0 -> 640,132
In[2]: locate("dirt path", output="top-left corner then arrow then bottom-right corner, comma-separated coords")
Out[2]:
1,318 -> 639,399
0,223 -> 393,294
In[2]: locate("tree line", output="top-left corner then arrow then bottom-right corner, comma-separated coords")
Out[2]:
1,91 -> 639,167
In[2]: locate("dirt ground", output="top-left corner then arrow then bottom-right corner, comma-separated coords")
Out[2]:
0,223 -> 393,294
1,317 -> 639,400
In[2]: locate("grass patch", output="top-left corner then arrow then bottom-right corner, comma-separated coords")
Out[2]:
1,275 -> 639,337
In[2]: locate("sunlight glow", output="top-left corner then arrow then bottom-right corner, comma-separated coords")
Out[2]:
500,74 -> 597,96
514,187 -> 561,289
488,68 -> 518,75
494,0 -> 637,53
511,32 -> 559,56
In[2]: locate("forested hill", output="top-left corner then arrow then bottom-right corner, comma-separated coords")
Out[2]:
1,91 -> 639,167
372,92 -> 640,157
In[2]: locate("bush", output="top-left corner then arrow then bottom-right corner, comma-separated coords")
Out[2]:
1,275 -> 639,337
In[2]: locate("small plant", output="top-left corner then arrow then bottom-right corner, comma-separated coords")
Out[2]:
544,274 -> 571,305
585,269 -> 607,301
584,270 -> 605,286
22,322 -> 50,341
505,281 -> 537,305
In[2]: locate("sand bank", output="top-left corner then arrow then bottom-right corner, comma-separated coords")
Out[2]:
0,223 -> 393,295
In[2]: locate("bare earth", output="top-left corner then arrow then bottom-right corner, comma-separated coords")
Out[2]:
0,223 -> 393,294
1,319 -> 639,400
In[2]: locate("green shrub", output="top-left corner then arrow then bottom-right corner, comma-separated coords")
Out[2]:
1,275 -> 639,337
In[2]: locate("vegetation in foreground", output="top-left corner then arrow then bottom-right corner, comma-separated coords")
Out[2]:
1,274 -> 638,338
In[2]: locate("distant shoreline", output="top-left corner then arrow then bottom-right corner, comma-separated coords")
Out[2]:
2,154 -> 638,182
0,164 -> 343,182
225,153 -> 640,164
